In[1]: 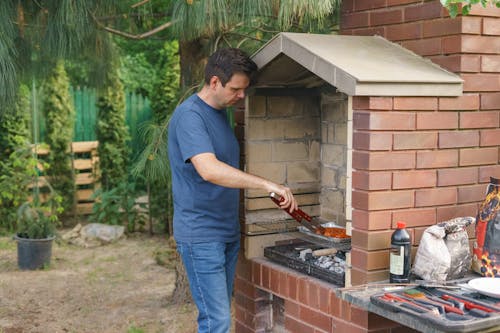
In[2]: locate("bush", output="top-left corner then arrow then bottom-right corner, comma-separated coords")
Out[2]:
90,182 -> 146,233
0,84 -> 32,233
42,60 -> 76,213
96,66 -> 129,190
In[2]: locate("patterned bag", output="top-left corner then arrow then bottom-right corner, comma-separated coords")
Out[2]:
472,177 -> 500,277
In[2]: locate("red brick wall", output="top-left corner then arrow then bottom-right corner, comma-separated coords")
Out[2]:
234,256 -> 413,333
235,1 -> 500,332
342,0 -> 500,284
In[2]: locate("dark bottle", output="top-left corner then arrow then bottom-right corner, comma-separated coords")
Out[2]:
389,221 -> 411,283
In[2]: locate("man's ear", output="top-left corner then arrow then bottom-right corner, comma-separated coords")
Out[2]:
209,76 -> 219,89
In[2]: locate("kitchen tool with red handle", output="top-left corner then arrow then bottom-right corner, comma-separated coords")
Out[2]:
441,294 -> 498,313
269,192 -> 325,234
404,289 -> 465,315
383,293 -> 440,316
379,295 -> 428,314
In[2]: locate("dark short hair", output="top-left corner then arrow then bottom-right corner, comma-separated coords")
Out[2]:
204,48 -> 258,86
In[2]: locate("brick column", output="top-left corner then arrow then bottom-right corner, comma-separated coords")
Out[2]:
341,0 -> 500,284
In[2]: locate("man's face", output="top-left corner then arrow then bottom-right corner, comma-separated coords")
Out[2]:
212,72 -> 250,108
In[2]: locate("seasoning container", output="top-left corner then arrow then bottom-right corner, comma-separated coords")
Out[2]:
389,221 -> 411,283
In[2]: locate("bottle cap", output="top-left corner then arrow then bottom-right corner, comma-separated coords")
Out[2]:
396,221 -> 406,229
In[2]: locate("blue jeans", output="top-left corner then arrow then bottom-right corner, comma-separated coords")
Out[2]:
176,240 -> 240,333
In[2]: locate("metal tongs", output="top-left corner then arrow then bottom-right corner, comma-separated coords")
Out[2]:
269,192 -> 325,234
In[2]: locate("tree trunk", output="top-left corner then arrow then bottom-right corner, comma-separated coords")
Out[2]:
171,251 -> 193,304
169,236 -> 193,304
179,39 -> 207,92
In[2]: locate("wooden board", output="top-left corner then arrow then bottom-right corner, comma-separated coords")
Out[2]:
76,189 -> 95,201
76,202 -> 94,215
29,141 -> 99,215
75,173 -> 94,185
73,159 -> 93,170
72,141 -> 98,153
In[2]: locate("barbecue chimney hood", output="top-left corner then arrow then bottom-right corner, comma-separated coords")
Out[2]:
252,32 -> 463,97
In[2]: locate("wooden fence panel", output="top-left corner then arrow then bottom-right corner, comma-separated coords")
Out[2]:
72,87 -> 98,142
36,87 -> 152,151
126,92 -> 152,159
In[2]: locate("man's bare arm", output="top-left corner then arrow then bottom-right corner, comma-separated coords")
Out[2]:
190,152 -> 297,212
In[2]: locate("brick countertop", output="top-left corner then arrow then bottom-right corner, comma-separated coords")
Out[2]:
337,284 -> 500,333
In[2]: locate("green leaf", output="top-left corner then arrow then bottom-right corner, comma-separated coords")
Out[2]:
462,4 -> 472,14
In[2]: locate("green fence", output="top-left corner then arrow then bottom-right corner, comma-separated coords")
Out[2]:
125,90 -> 153,159
72,87 -> 99,142
38,86 -> 152,158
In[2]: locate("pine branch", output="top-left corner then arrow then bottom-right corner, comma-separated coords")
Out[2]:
96,12 -> 169,21
131,0 -> 151,8
225,31 -> 268,43
91,12 -> 175,40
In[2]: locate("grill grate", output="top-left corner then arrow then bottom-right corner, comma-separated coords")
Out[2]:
264,241 -> 346,286
245,220 -> 300,235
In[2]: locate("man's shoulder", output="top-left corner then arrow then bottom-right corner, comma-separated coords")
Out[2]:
174,95 -> 208,117
170,95 -> 197,121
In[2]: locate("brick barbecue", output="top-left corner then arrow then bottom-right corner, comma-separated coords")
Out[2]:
234,1 -> 500,332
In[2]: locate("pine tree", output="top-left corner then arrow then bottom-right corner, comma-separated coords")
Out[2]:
0,0 -> 121,111
0,84 -> 33,232
96,65 -> 130,191
42,61 -> 76,214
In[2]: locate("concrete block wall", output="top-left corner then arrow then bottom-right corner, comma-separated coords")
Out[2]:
244,92 -> 322,216
244,90 -> 351,225
341,0 -> 500,284
320,92 -> 349,224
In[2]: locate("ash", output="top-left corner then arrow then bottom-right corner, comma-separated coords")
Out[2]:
297,248 -> 347,274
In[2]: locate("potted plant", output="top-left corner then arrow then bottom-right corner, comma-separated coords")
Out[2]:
13,147 -> 63,270
14,182 -> 63,270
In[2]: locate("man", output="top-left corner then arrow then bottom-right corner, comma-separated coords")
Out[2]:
167,48 -> 297,333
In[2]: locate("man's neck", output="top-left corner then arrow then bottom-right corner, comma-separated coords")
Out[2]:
197,85 -> 222,110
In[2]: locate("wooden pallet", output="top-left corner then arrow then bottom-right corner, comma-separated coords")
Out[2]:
33,141 -> 99,215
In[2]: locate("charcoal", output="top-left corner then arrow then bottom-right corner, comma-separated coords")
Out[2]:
264,241 -> 348,286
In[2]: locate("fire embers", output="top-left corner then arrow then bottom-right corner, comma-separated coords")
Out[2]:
479,252 -> 498,277
472,177 -> 500,277
472,232 -> 499,277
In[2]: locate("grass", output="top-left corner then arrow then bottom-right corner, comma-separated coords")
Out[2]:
0,237 -> 16,251
127,326 -> 145,333
153,239 -> 178,269
86,266 -> 106,282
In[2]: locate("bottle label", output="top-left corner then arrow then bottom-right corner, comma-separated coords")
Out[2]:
390,245 -> 404,275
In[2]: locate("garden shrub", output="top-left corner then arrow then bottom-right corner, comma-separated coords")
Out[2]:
150,40 -> 180,123
134,40 -> 180,234
42,60 -> 76,214
96,65 -> 129,191
90,181 -> 146,233
0,84 -> 34,232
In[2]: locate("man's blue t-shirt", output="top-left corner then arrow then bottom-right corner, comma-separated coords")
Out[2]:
167,94 -> 240,243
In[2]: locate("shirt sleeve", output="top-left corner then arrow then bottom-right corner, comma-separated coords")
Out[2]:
174,111 -> 214,163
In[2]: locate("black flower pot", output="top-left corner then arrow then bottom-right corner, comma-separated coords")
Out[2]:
14,234 -> 55,270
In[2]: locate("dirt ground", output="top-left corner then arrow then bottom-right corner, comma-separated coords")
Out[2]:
0,231 -> 198,333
